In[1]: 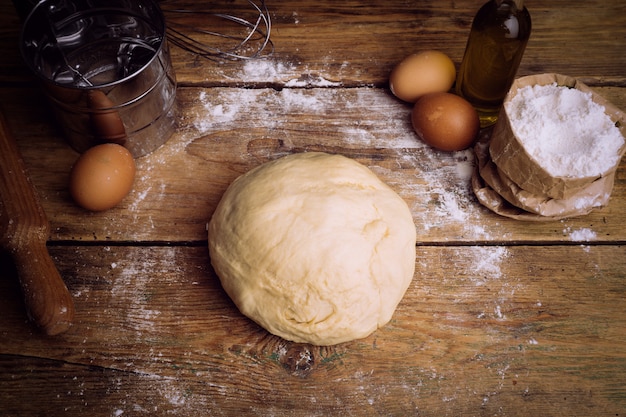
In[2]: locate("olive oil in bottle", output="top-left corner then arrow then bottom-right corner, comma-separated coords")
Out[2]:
456,0 -> 531,127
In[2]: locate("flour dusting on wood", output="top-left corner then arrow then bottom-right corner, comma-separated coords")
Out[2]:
67,59 -> 616,416
186,81 -> 495,242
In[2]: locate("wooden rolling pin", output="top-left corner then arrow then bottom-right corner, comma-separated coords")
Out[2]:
0,110 -> 74,335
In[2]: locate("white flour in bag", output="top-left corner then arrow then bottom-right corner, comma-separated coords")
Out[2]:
504,83 -> 624,178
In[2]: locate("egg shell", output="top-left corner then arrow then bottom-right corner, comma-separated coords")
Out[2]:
69,143 -> 136,211
389,50 -> 456,103
411,92 -> 480,151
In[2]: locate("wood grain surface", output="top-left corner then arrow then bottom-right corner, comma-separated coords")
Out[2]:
1,0 -> 625,416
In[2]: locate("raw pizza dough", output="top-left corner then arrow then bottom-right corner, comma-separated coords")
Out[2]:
208,152 -> 416,345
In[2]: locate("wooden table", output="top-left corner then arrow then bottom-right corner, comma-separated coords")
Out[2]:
1,1 -> 625,415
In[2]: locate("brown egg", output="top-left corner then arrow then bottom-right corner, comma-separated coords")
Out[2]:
411,92 -> 480,151
87,90 -> 127,145
69,143 -> 136,211
389,50 -> 456,103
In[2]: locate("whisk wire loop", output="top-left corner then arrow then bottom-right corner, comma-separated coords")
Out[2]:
159,0 -> 273,61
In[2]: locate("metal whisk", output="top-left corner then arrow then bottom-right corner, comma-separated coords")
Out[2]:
159,0 -> 273,61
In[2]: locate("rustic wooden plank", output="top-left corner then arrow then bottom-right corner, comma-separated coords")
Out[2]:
2,86 -> 625,245
1,245 -> 624,416
2,0 -> 625,87
1,1 -> 624,416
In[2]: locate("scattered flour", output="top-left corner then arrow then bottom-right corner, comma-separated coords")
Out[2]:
237,59 -> 341,87
240,59 -> 295,82
188,72 -> 504,243
101,60 -> 610,413
108,248 -> 183,339
285,75 -> 342,88
190,85 -> 493,240
505,83 -> 624,178
468,246 -> 509,283
564,227 -> 597,242
401,148 -> 493,239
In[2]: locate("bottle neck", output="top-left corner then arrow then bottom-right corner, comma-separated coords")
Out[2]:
496,0 -> 524,9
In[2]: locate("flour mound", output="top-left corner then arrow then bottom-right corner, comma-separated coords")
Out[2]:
505,83 -> 624,178
208,152 -> 416,345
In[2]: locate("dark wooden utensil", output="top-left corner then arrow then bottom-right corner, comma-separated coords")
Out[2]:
0,110 -> 74,335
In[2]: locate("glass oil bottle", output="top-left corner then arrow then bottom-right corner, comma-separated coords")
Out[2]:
456,0 -> 531,127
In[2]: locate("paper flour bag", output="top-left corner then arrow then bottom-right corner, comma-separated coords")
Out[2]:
474,73 -> 626,220
474,135 -> 615,220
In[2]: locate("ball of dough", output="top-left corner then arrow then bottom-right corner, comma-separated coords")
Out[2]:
208,152 -> 416,345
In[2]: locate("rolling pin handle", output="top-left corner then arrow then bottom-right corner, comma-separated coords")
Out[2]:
0,108 -> 74,336
12,238 -> 75,336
